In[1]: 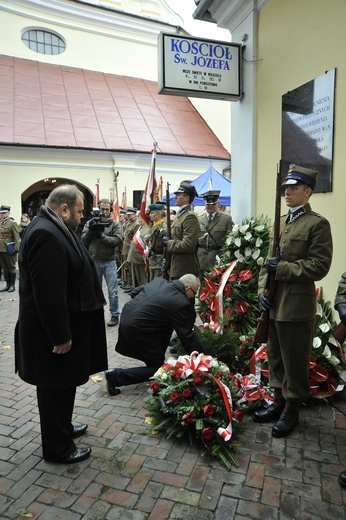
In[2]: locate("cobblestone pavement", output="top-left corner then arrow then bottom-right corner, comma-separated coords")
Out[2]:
1,280 -> 346,519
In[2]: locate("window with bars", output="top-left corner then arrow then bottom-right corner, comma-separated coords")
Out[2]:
22,29 -> 66,55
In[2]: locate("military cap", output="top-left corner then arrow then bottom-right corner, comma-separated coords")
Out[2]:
125,207 -> 137,215
0,205 -> 10,213
202,190 -> 220,205
174,181 -> 198,202
148,203 -> 166,212
282,164 -> 319,191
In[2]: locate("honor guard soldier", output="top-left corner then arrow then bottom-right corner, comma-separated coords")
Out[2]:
254,164 -> 332,438
197,190 -> 233,280
146,202 -> 168,281
165,181 -> 201,280
122,207 -> 139,291
0,205 -> 20,293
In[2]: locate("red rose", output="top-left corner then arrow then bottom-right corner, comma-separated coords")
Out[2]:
182,388 -> 192,399
149,381 -> 159,393
169,392 -> 180,402
203,404 -> 215,416
201,427 -> 213,441
193,376 -> 202,385
170,371 -> 180,380
183,412 -> 193,424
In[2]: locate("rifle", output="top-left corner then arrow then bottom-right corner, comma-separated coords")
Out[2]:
162,182 -> 171,280
254,166 -> 282,344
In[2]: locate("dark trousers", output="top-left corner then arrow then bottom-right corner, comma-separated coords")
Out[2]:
116,364 -> 162,387
36,386 -> 77,461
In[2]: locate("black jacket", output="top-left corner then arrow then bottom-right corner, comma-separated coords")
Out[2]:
15,208 -> 108,389
116,278 -> 201,366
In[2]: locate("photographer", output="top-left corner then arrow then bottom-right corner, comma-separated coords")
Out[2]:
82,199 -> 122,326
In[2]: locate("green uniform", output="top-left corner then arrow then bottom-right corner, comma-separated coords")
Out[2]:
166,205 -> 200,279
197,211 -> 233,280
146,219 -> 168,281
258,203 -> 333,405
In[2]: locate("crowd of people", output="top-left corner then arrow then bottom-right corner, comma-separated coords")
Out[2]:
3,168 -> 346,488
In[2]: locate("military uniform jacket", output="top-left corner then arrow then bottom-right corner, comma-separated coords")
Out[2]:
197,212 -> 233,273
147,220 -> 168,269
0,218 -> 20,253
258,203 -> 333,321
127,224 -> 150,264
122,217 -> 139,256
334,272 -> 346,307
167,205 -> 200,278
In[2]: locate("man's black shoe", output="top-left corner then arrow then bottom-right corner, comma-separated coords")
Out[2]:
272,411 -> 299,438
107,316 -> 119,327
124,286 -> 134,293
338,470 -> 346,488
121,284 -> 131,290
253,402 -> 285,423
45,447 -> 91,464
70,424 -> 88,439
105,369 -> 121,396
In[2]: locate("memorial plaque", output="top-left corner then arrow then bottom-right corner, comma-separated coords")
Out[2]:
281,69 -> 336,193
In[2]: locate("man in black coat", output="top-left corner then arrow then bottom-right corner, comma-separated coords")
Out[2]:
15,184 -> 108,464
105,274 -> 201,395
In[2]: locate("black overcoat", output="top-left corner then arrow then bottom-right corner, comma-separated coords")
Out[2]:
15,209 -> 108,389
115,278 -> 201,365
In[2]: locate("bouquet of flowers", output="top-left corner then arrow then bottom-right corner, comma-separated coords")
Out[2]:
197,215 -> 271,336
145,352 -> 270,470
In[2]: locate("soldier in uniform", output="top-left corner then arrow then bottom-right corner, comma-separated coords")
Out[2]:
197,190 -> 233,281
165,181 -> 201,280
254,165 -> 333,437
146,202 -> 168,281
127,215 -> 150,287
121,207 -> 139,291
0,205 -> 20,293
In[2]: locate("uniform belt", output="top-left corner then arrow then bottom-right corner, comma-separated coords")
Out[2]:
198,245 -> 221,251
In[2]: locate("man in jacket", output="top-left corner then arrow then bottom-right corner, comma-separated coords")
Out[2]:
105,274 -> 201,395
254,165 -> 333,437
0,205 -> 20,293
82,199 -> 123,326
164,181 -> 200,279
15,184 -> 108,463
197,190 -> 233,280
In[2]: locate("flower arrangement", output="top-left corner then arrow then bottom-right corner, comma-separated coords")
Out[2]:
197,215 -> 271,336
145,352 -> 270,470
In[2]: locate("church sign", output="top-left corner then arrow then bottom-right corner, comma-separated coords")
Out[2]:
158,33 -> 242,101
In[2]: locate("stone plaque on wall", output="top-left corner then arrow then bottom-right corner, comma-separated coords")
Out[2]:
281,69 -> 336,193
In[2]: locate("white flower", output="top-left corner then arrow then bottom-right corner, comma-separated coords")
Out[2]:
234,250 -> 245,262
316,302 -> 323,317
313,337 -> 322,349
234,237 -> 242,247
244,247 -> 252,258
225,235 -> 233,246
257,257 -> 264,266
319,323 -> 330,334
329,355 -> 341,366
328,336 -> 339,347
240,224 -> 250,234
255,237 -> 263,248
244,232 -> 252,241
252,249 -> 260,260
254,225 -> 265,232
322,345 -> 331,359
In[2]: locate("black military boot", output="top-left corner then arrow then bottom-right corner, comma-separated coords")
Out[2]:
0,273 -> 10,292
253,402 -> 285,423
7,273 -> 16,293
271,410 -> 299,437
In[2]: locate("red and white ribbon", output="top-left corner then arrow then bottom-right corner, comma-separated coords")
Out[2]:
214,261 -> 237,332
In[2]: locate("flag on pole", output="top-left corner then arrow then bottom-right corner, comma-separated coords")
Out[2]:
121,188 -> 127,210
159,176 -> 164,201
113,173 -> 119,220
139,142 -> 158,225
133,228 -> 148,258
93,179 -> 100,207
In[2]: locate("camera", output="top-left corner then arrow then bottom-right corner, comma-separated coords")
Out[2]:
88,207 -> 111,234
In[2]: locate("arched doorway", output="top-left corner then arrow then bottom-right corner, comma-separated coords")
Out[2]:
21,178 -> 94,236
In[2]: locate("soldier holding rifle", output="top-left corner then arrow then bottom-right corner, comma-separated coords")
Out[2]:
253,165 -> 332,438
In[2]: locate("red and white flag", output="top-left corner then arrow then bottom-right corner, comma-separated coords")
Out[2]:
139,143 -> 158,225
93,179 -> 100,207
133,228 -> 148,258
113,183 -> 119,220
121,189 -> 127,210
